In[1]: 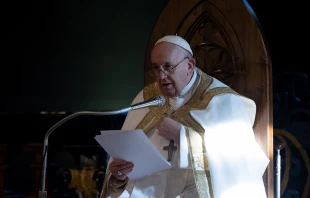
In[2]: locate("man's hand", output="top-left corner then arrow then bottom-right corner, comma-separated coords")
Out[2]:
156,117 -> 182,143
109,159 -> 134,181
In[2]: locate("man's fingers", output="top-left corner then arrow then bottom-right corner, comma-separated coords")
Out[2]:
119,164 -> 134,174
111,161 -> 133,169
109,161 -> 134,177
112,164 -> 134,180
122,167 -> 134,175
114,167 -> 133,180
111,163 -> 134,173
110,159 -> 127,166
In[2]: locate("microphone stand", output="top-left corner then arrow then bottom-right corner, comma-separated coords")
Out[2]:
38,108 -> 130,198
38,95 -> 165,198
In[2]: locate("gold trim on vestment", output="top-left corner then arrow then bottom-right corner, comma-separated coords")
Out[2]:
137,68 -> 212,134
185,126 -> 212,198
138,68 -> 239,134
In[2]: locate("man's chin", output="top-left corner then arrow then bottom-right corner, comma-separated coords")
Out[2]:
162,90 -> 176,98
159,86 -> 176,97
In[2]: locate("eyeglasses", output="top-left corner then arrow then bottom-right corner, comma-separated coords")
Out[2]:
150,57 -> 189,76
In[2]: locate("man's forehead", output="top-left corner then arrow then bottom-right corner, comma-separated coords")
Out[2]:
151,42 -> 184,59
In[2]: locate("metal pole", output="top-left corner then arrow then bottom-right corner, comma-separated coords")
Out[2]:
276,149 -> 281,198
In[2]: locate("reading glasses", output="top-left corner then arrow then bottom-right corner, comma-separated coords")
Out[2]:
150,57 -> 189,76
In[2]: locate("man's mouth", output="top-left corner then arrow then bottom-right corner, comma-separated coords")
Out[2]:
162,83 -> 172,88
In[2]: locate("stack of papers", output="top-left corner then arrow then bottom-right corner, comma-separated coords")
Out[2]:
94,129 -> 171,180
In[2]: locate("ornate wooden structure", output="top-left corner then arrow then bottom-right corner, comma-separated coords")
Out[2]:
144,0 -> 273,197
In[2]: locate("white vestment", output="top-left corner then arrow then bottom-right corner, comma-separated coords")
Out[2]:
106,68 -> 269,198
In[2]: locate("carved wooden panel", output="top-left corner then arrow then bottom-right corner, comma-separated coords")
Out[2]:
144,0 -> 273,197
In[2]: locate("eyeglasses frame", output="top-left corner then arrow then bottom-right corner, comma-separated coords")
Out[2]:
149,57 -> 189,76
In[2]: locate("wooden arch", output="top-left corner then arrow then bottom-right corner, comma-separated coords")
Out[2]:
143,0 -> 274,197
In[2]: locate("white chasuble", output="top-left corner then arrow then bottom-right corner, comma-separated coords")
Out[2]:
102,68 -> 269,198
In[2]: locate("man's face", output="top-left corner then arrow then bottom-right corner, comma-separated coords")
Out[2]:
151,42 -> 193,97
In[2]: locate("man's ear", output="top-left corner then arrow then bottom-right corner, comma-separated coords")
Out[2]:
188,57 -> 196,71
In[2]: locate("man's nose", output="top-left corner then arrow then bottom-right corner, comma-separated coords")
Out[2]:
158,70 -> 167,79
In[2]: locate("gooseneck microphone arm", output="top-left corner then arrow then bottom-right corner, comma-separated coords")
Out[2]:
38,95 -> 165,198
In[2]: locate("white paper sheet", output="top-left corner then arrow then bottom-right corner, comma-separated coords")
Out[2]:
94,129 -> 171,180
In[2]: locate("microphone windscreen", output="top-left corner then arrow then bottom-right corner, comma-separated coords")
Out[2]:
157,95 -> 165,106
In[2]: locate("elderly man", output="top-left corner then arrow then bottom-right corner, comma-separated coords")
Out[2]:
100,35 -> 269,198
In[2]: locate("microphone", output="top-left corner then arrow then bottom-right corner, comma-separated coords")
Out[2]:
130,95 -> 165,110
38,95 -> 165,198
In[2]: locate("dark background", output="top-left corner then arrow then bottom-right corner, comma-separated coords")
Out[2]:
0,0 -> 308,113
248,0 -> 308,76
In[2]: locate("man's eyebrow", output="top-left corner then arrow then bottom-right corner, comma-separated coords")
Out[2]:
151,61 -> 172,66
